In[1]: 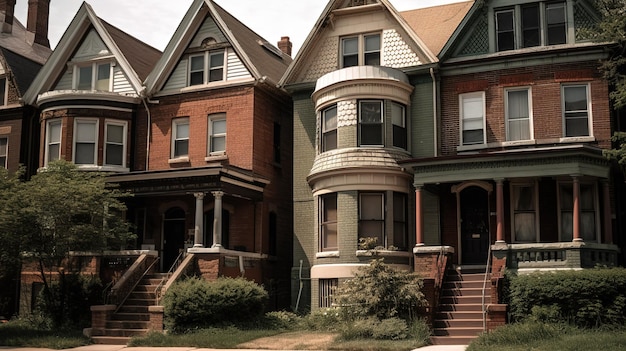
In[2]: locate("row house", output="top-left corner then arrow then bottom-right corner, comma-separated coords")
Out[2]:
281,0 -> 620,344
19,0 -> 293,338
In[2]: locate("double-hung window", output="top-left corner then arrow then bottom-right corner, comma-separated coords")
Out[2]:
320,193 -> 338,251
172,118 -> 189,159
189,50 -> 225,86
74,119 -> 98,165
392,192 -> 408,250
391,102 -> 407,149
76,62 -> 111,91
341,33 -> 380,68
562,84 -> 591,137
559,182 -> 597,241
506,88 -> 532,141
322,105 -> 337,152
359,192 -> 385,247
460,92 -> 485,145
359,100 -> 383,146
104,121 -> 126,167
46,120 -> 62,164
0,137 -> 7,168
511,182 -> 538,242
208,113 -> 226,155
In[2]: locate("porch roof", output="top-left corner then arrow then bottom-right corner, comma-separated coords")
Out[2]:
400,144 -> 610,186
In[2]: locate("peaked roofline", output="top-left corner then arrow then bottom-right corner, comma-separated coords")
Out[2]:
278,0 -> 438,87
23,1 -> 151,105
438,0 -> 479,60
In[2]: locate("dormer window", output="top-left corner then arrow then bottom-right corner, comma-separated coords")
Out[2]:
495,1 -> 566,52
189,50 -> 225,86
75,62 -> 111,91
341,33 -> 380,68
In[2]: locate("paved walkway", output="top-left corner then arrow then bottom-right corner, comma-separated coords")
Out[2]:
0,344 -> 467,351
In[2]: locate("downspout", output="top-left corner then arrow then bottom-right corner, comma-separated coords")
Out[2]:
430,67 -> 438,157
141,93 -> 151,171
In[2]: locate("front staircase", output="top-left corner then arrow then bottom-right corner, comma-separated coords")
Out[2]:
431,269 -> 490,345
92,273 -> 168,345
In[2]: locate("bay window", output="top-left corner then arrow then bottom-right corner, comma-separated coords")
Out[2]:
45,120 -> 62,164
74,119 -> 98,165
322,105 -> 337,152
104,121 -> 126,167
391,102 -> 407,149
359,100 -> 383,146
320,193 -> 338,251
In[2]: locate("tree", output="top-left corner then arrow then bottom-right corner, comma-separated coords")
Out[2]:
0,160 -> 134,323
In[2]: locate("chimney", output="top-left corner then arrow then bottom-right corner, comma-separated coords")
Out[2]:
0,0 -> 16,34
26,0 -> 50,48
278,36 -> 292,57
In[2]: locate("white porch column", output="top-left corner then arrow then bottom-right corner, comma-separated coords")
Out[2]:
212,191 -> 224,248
193,192 -> 205,247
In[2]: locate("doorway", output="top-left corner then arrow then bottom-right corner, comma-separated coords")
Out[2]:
460,186 -> 490,265
163,207 -> 186,271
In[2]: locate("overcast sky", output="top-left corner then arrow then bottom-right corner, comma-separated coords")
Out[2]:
14,0 -> 467,55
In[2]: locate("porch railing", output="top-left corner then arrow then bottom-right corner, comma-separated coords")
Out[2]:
493,242 -> 620,270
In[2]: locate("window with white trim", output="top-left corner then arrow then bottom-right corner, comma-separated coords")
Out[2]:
73,119 -> 98,165
391,102 -> 407,150
562,84 -> 591,137
511,182 -> 538,242
0,136 -> 7,168
189,50 -> 225,86
341,33 -> 380,68
0,76 -> 7,106
322,105 -> 337,152
359,100 -> 383,146
75,62 -> 111,91
172,118 -> 189,159
45,120 -> 62,164
208,113 -> 226,155
506,88 -> 532,141
320,193 -> 338,252
495,1 -> 566,52
104,121 -> 126,167
460,92 -> 485,145
558,182 -> 598,242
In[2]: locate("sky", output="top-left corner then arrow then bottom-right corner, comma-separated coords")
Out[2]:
13,0 -> 467,56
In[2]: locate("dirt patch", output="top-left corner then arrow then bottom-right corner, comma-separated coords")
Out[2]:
237,331 -> 338,350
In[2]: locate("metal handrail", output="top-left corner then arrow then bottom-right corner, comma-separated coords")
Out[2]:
112,256 -> 160,314
154,250 -> 186,304
482,242 -> 493,332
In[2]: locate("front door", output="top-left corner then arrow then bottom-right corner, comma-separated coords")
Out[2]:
163,207 -> 186,271
460,186 -> 490,265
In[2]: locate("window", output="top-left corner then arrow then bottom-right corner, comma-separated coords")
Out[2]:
320,193 -> 338,251
74,119 -> 98,165
104,121 -> 126,167
189,50 -> 225,86
495,1 -> 567,52
322,105 -> 337,152
319,278 -> 338,308
359,192 -> 385,247
506,88 -> 532,141
460,92 -> 485,145
172,118 -> 189,159
359,100 -> 383,146
75,62 -> 111,91
45,120 -> 62,164
0,137 -> 7,168
392,192 -> 408,250
208,114 -> 226,155
559,182 -> 597,241
511,183 -> 538,242
391,102 -> 407,149
0,77 -> 7,106
563,84 -> 590,137
341,33 -> 380,68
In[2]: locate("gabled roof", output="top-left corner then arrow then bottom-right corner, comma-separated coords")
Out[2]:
400,1 -> 473,57
279,0 -> 438,87
0,11 -> 51,65
0,47 -> 43,95
23,1 -> 162,105
145,0 -> 292,95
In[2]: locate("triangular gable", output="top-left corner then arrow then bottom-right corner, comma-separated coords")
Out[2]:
0,47 -> 44,96
279,0 -> 437,87
145,0 -> 291,96
23,2 -> 159,105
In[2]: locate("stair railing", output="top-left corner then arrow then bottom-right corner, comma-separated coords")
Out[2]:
154,250 -> 186,304
111,255 -> 160,314
482,242 -> 493,332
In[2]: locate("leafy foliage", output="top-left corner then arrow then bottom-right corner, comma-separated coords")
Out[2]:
507,268 -> 626,328
163,276 -> 269,332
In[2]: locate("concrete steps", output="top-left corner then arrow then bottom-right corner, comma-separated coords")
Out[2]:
431,269 -> 490,346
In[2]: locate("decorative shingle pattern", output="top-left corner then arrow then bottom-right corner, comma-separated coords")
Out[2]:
310,147 -> 410,175
458,15 -> 489,56
337,100 -> 357,127
303,37 -> 338,82
574,2 -> 596,42
382,29 -> 421,68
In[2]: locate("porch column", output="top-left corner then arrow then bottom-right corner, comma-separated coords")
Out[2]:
603,180 -> 613,244
495,178 -> 505,243
193,192 -> 205,247
212,191 -> 224,248
572,176 -> 582,242
415,186 -> 424,246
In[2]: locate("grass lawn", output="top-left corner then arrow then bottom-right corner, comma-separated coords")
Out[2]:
128,327 -> 284,348
0,320 -> 90,349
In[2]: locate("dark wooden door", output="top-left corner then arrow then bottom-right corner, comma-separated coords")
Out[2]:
460,187 -> 490,265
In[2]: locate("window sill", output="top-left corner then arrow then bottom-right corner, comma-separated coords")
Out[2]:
316,251 -> 340,258
356,249 -> 412,257
559,136 -> 595,143
457,136 -> 596,153
74,164 -> 130,172
168,157 -> 189,164
205,154 -> 227,162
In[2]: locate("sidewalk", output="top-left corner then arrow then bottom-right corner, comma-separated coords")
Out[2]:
0,344 -> 467,351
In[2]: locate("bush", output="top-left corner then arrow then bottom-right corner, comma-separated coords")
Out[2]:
303,307 -> 342,331
508,268 -> 626,328
263,311 -> 302,330
163,276 -> 268,332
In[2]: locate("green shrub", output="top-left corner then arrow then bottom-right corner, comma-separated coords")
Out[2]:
508,268 -> 626,328
303,307 -> 342,331
163,276 -> 268,332
468,321 -> 577,348
263,310 -> 302,330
